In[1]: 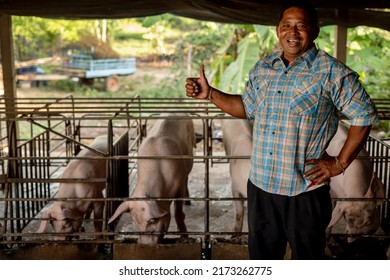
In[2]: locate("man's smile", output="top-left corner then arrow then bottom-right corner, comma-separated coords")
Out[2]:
286,39 -> 301,46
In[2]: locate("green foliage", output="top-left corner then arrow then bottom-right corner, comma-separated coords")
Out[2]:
52,79 -> 77,92
12,16 -> 117,60
315,26 -> 334,53
219,34 -> 259,93
12,16 -> 59,59
213,25 -> 277,93
346,27 -> 390,101
180,22 -> 234,74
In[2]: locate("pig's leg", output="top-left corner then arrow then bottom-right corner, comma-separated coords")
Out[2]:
93,202 -> 104,238
233,199 -> 245,233
174,200 -> 188,238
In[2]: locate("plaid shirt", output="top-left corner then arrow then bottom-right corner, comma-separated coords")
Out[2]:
242,46 -> 378,196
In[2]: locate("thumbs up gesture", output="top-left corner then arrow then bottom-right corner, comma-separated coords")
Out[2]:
185,65 -> 210,99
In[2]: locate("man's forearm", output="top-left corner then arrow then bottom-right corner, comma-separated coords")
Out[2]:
208,87 -> 247,119
337,125 -> 372,169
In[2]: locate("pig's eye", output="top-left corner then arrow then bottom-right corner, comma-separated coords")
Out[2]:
345,214 -> 358,225
62,220 -> 71,229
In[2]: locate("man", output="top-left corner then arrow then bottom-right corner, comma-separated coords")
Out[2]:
185,0 -> 378,259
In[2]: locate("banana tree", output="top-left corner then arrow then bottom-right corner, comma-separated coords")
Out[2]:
212,25 -> 277,94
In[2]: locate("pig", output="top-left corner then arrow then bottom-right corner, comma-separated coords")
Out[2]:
221,118 -> 252,234
37,135 -> 109,240
108,113 -> 195,244
326,124 -> 385,242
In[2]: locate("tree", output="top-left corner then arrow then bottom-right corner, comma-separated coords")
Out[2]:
12,16 -> 116,61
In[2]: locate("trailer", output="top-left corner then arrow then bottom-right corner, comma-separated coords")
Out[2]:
56,54 -> 136,92
10,53 -> 137,92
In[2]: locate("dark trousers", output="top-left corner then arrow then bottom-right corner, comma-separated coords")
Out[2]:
247,179 -> 332,260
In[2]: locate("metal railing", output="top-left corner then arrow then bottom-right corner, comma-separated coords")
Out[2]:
0,96 -> 389,259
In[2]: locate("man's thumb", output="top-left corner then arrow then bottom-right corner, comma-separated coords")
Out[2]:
199,64 -> 206,80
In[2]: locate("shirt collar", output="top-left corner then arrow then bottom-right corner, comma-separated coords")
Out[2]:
266,45 -> 318,69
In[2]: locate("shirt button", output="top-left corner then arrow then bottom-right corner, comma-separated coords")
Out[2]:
284,71 -> 288,74
278,90 -> 281,94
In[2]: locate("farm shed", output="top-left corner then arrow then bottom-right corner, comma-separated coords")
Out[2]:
1,0 -> 390,260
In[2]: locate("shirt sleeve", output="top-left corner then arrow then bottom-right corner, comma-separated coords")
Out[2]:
330,71 -> 379,126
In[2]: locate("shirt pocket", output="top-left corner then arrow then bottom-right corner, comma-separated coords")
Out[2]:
289,78 -> 321,116
253,79 -> 269,112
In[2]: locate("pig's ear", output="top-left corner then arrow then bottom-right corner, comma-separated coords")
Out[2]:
366,172 -> 385,204
54,207 -> 82,221
327,202 -> 345,230
108,201 -> 131,223
37,209 -> 53,233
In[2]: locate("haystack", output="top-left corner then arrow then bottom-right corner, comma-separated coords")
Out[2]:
68,33 -> 120,59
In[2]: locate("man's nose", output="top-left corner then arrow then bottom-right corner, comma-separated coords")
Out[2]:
288,25 -> 299,33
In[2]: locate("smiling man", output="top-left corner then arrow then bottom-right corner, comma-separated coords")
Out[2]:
185,0 -> 378,259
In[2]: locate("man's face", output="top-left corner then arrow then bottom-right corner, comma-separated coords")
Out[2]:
276,7 -> 318,63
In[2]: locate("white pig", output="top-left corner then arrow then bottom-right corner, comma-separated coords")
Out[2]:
108,113 -> 195,244
221,118 -> 252,234
326,124 -> 385,241
37,135 -> 109,240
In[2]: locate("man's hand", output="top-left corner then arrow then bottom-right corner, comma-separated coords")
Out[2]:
304,152 -> 344,187
185,65 -> 210,100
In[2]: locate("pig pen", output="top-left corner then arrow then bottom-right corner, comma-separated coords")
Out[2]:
1,96 -> 390,260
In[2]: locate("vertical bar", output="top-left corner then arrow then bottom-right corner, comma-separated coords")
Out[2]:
203,111 -> 211,259
334,25 -> 348,64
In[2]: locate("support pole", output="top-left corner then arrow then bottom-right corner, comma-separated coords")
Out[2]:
0,15 -> 18,171
0,14 -> 17,116
334,25 -> 348,64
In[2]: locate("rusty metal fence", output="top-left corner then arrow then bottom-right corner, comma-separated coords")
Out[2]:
0,96 -> 389,259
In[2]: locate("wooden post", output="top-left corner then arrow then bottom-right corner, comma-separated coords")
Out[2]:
0,14 -> 17,116
0,14 -> 19,180
334,25 -> 348,64
334,4 -> 348,65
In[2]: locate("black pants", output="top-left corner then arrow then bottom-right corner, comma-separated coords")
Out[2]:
247,179 -> 332,260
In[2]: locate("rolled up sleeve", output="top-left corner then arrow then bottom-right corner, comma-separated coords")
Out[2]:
332,73 -> 379,126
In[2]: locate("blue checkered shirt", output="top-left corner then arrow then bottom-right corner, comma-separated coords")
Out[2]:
242,46 -> 378,196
